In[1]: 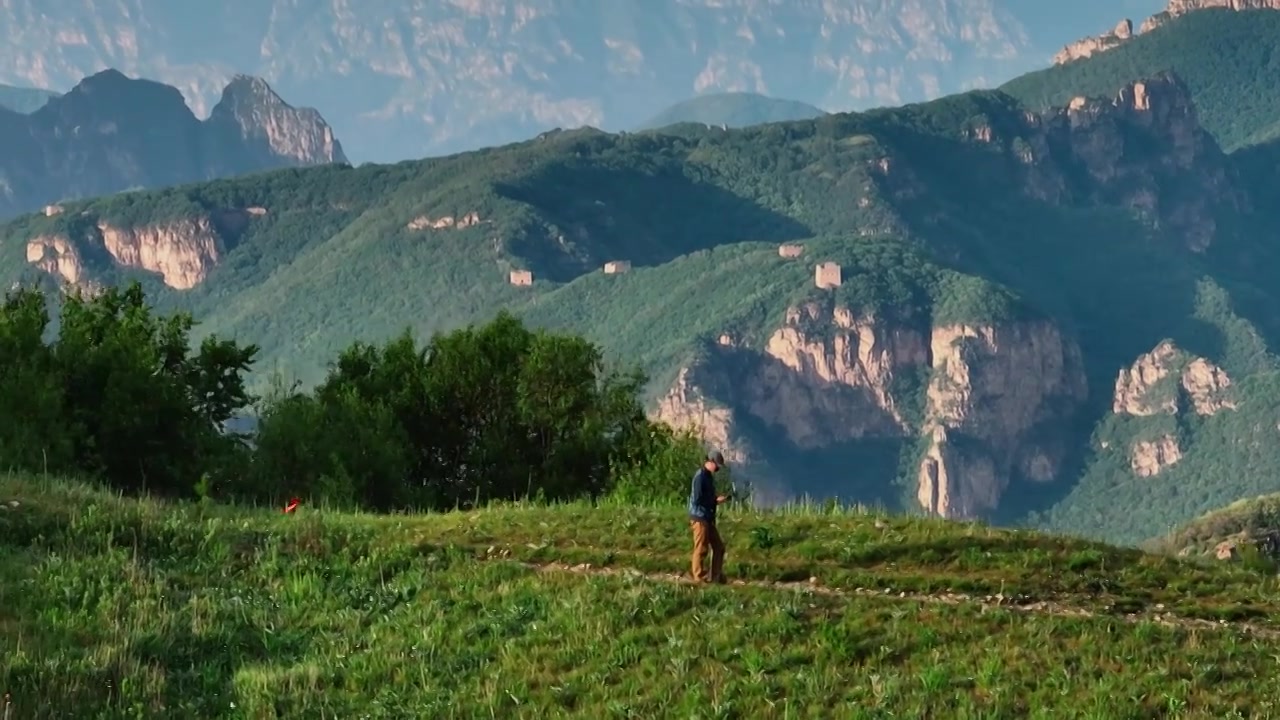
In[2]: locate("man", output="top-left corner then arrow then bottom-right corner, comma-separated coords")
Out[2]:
688,450 -> 729,584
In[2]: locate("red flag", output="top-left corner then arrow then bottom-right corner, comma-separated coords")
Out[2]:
283,497 -> 300,514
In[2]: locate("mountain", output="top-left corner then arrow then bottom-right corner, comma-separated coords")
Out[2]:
0,0 -> 1163,163
0,69 -> 346,220
7,54 -> 1280,548
1003,7 -> 1280,151
641,93 -> 826,130
0,81 -> 57,113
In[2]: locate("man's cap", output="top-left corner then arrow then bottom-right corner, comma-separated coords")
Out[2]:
707,450 -> 726,466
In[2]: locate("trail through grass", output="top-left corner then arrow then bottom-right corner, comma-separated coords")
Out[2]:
505,558 -> 1280,641
3,476 -> 1280,718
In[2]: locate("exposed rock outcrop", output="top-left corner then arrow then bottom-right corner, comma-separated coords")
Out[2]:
1053,19 -> 1133,65
1113,340 -> 1236,417
0,69 -> 344,219
204,75 -> 346,172
1110,340 -> 1235,480
406,211 -> 483,231
97,219 -> 221,290
1013,74 -> 1242,251
23,211 -> 265,291
26,234 -> 87,287
1056,1 -> 1280,66
655,303 -> 1087,519
1131,435 -> 1184,477
916,323 -> 1087,518
654,367 -> 748,466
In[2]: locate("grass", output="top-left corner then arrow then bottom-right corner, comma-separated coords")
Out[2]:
1146,492 -> 1280,558
4,474 -> 1280,718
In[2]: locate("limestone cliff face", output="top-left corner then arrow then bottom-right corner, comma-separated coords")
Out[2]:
654,367 -> 748,466
1003,74 -> 1241,252
1108,340 -> 1235,478
1056,1 -> 1280,65
26,234 -> 88,288
916,323 -> 1086,517
23,211 -> 263,291
1131,436 -> 1183,477
655,303 -> 1087,519
204,75 -> 346,172
1052,19 -> 1133,65
0,69 -> 344,219
1112,339 -> 1236,417
758,303 -> 929,442
96,219 -> 221,290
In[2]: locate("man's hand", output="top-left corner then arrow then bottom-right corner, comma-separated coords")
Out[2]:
716,495 -> 728,504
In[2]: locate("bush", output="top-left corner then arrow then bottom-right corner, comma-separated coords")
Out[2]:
606,423 -> 709,506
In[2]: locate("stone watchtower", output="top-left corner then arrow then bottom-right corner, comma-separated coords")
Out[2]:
509,269 -> 533,286
778,243 -> 804,258
603,260 -> 631,274
815,262 -> 842,289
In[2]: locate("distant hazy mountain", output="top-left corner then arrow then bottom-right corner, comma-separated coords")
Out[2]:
640,93 -> 826,130
0,69 -> 345,219
0,0 -> 1162,162
0,82 -> 57,113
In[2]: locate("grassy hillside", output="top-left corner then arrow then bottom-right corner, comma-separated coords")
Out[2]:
1146,491 -> 1280,559
4,474 -> 1280,718
640,92 -> 827,130
1002,9 -> 1280,151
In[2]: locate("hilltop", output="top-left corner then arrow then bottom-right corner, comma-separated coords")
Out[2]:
3,473 -> 1280,717
0,0 -> 1150,162
640,92 -> 827,130
1148,492 -> 1280,562
0,69 -> 345,219
1003,8 -> 1280,150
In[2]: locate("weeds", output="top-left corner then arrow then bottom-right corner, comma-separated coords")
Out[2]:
3,475 -> 1280,717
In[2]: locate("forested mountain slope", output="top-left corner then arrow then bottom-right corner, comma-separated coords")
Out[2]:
7,10 -> 1280,545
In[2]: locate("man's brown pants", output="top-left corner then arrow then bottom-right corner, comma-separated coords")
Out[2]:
690,519 -> 726,583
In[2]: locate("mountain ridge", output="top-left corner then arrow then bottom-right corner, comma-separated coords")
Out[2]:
640,92 -> 827,130
3,57 -> 1277,544
1053,0 -> 1280,65
0,0 -> 1160,162
0,68 -> 345,219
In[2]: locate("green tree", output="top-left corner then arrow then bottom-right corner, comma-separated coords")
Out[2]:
249,311 -> 706,511
0,282 -> 257,496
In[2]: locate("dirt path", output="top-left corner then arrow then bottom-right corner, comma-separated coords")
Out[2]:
503,558 -> 1280,641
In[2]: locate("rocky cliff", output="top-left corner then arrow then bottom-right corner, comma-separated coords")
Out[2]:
0,69 -> 344,219
1109,340 -> 1236,478
929,73 -> 1240,252
24,207 -> 269,293
654,302 -> 1087,519
1055,0 -> 1280,65
650,72 -> 1244,519
1027,74 -> 1242,251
